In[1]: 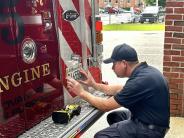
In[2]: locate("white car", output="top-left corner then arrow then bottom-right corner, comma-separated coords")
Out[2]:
117,11 -> 140,23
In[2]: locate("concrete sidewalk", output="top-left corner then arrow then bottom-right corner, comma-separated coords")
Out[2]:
165,117 -> 184,138
81,31 -> 184,138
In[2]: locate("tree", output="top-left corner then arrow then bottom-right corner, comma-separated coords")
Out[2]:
158,0 -> 166,7
144,0 -> 166,7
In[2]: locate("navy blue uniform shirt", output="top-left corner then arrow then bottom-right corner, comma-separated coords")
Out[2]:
114,62 -> 170,127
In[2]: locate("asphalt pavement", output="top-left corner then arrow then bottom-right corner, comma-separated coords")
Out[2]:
81,31 -> 184,138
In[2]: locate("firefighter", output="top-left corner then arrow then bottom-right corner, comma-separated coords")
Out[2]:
67,43 -> 170,138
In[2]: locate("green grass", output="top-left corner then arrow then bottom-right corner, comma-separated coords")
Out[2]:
103,23 -> 165,31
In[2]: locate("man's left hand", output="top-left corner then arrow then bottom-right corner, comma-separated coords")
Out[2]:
66,77 -> 85,96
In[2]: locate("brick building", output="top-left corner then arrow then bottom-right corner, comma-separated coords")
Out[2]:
164,0 -> 184,116
99,0 -> 144,9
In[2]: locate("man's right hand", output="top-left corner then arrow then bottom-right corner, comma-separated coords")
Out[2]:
79,69 -> 96,88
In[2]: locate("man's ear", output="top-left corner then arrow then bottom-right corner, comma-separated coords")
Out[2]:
122,60 -> 128,68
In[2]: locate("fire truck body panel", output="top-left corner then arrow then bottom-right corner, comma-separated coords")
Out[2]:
57,0 -> 102,105
0,0 -> 103,137
0,0 -> 63,137
16,0 -> 63,131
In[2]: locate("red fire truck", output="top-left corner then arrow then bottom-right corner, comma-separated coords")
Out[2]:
0,0 -> 104,137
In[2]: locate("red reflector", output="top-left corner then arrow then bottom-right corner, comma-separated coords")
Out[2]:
96,21 -> 102,31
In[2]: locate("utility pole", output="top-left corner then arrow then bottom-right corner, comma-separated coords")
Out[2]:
156,0 -> 158,6
108,0 -> 112,24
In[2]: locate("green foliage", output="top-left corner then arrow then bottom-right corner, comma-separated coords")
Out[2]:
144,0 -> 166,7
144,0 -> 155,6
159,0 -> 166,7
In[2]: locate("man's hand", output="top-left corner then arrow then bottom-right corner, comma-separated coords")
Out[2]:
67,77 -> 85,97
79,69 -> 96,87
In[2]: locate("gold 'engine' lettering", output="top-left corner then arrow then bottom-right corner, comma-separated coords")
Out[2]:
0,63 -> 51,93
11,72 -> 22,87
0,76 -> 10,93
31,66 -> 41,80
23,69 -> 30,83
42,63 -> 50,76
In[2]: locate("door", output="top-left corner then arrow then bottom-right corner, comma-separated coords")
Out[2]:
14,0 -> 64,130
0,1 -> 26,137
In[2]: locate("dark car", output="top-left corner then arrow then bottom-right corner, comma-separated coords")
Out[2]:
104,7 -> 118,14
139,6 -> 165,23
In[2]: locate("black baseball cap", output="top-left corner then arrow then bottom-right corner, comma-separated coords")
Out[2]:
103,43 -> 138,64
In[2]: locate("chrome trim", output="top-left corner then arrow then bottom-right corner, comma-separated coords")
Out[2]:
21,15 -> 42,24
21,38 -> 37,64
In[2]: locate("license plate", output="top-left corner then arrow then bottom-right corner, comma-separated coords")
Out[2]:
146,19 -> 149,22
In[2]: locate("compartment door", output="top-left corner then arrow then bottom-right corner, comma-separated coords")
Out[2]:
0,1 -> 26,137
13,0 -> 63,130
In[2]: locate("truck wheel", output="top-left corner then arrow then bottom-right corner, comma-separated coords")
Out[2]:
132,19 -> 135,23
155,17 -> 159,23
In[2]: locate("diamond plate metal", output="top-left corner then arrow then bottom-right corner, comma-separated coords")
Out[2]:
18,91 -> 107,138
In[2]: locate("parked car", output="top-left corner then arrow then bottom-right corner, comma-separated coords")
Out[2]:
99,8 -> 105,13
139,6 -> 165,23
119,11 -> 140,23
104,7 -> 118,14
118,9 -> 129,14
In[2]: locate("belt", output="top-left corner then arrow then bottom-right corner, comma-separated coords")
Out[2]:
133,118 -> 168,134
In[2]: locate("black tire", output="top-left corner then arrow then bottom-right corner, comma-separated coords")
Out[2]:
132,18 -> 135,23
155,17 -> 159,23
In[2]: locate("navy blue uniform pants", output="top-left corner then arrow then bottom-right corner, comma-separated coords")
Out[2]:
94,109 -> 168,138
